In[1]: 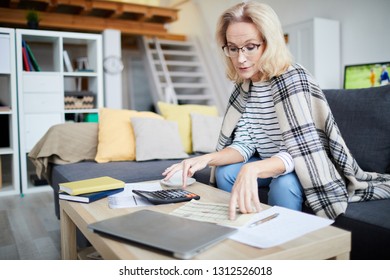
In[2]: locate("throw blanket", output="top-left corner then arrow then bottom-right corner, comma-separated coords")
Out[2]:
216,64 -> 390,219
28,122 -> 98,183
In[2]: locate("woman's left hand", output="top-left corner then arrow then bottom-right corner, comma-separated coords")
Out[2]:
228,156 -> 286,220
229,162 -> 262,220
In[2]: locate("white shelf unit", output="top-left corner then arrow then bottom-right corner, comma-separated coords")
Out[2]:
283,18 -> 341,89
0,28 -> 20,197
16,29 -> 103,194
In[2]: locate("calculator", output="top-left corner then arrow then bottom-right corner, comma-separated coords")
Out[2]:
132,189 -> 200,205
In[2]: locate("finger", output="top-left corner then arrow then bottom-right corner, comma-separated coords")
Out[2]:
252,189 -> 263,213
253,198 -> 263,213
162,164 -> 176,176
163,165 -> 180,181
229,193 -> 238,220
237,188 -> 249,214
181,161 -> 190,188
244,191 -> 253,213
187,166 -> 195,178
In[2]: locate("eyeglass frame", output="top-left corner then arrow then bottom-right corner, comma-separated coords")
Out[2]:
222,42 -> 263,57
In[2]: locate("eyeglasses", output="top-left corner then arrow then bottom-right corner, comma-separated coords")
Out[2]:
222,43 -> 263,57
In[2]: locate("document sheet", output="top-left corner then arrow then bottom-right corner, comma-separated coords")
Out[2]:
108,182 -> 162,208
171,200 -> 254,227
229,206 -> 334,248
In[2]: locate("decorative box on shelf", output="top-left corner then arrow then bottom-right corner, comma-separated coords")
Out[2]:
64,91 -> 95,109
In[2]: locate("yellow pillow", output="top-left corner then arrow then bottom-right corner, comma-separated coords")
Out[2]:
95,108 -> 163,163
157,102 -> 218,153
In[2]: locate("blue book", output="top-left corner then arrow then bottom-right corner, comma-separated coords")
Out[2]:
59,188 -> 124,203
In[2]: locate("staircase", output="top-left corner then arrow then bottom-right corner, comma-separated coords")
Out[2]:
141,36 -> 218,109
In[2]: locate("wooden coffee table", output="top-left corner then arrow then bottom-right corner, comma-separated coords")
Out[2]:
60,181 -> 351,260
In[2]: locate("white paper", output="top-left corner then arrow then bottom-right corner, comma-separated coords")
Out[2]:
107,182 -> 162,208
229,206 -> 334,248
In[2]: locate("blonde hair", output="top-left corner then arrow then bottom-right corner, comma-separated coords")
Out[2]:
216,1 -> 292,83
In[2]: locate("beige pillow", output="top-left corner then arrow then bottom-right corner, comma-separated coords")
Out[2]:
191,113 -> 223,153
95,108 -> 163,163
157,102 -> 219,153
131,117 -> 189,161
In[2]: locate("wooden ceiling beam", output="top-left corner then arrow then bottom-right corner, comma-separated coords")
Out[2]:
0,7 -> 186,40
0,1 -> 183,40
8,0 -> 178,21
54,0 -> 178,21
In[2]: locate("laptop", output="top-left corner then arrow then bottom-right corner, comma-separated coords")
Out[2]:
88,209 -> 237,259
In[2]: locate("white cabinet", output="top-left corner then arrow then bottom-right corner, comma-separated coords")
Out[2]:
16,29 -> 103,194
0,28 -> 20,196
283,18 -> 341,89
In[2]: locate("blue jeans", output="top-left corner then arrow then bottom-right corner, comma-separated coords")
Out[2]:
215,156 -> 304,211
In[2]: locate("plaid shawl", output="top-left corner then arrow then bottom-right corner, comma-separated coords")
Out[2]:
216,64 -> 390,219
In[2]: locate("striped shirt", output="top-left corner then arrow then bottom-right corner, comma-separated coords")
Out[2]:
228,81 -> 294,175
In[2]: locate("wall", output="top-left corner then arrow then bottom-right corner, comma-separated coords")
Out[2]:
166,0 -> 234,110
168,0 -> 390,92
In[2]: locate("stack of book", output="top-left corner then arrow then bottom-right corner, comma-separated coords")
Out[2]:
22,40 -> 41,72
59,176 -> 125,203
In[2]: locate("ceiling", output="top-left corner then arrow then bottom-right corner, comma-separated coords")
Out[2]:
0,0 -> 186,40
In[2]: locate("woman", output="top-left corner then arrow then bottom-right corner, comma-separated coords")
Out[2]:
163,1 -> 390,220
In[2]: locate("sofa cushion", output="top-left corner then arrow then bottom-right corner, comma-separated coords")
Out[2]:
191,113 -> 223,153
131,117 -> 188,161
95,108 -> 162,163
157,102 -> 219,154
333,199 -> 390,260
323,86 -> 390,173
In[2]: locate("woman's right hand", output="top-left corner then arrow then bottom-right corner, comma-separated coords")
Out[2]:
162,154 -> 212,188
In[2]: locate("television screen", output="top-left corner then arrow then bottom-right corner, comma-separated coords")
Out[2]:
344,62 -> 390,89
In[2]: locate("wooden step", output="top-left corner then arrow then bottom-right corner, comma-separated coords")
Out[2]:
153,60 -> 201,67
176,95 -> 213,100
161,83 -> 209,88
150,50 -> 197,56
146,38 -> 193,47
157,71 -> 205,78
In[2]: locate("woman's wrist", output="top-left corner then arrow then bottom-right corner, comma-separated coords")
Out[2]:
245,157 -> 286,178
204,152 -> 218,167
206,148 -> 244,167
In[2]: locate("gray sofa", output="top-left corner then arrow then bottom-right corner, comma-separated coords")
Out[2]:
46,85 -> 390,260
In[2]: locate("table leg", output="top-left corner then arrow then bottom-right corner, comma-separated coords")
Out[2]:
60,205 -> 78,260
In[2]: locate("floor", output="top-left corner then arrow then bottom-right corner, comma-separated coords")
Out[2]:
0,190 -> 61,260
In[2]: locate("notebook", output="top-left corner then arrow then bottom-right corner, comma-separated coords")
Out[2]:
87,209 -> 237,259
59,176 -> 125,195
59,188 -> 124,203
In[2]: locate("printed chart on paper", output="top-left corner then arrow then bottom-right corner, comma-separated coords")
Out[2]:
171,200 -> 254,227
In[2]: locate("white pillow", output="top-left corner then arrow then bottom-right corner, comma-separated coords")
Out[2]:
131,117 -> 189,161
190,113 -> 223,153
